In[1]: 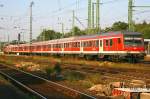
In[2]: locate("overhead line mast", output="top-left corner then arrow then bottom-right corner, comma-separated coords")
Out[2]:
96,0 -> 100,29
30,1 -> 34,45
88,0 -> 92,29
128,0 -> 150,32
128,0 -> 133,31
92,2 -> 95,28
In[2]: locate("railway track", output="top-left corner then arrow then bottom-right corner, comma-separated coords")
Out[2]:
62,63 -> 150,83
0,64 -> 96,99
139,60 -> 150,64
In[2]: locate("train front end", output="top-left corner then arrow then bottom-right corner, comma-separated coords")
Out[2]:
123,32 -> 145,61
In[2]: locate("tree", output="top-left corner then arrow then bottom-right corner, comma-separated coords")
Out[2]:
65,26 -> 85,37
37,29 -> 62,41
112,21 -> 128,31
135,21 -> 150,39
71,26 -> 83,36
142,28 -> 150,39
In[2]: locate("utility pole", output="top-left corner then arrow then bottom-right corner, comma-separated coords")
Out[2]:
30,1 -> 34,45
92,3 -> 95,28
72,10 -> 75,29
88,0 -> 92,29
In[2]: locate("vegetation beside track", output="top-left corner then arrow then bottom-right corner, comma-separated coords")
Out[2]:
0,55 -> 150,97
0,55 -> 149,71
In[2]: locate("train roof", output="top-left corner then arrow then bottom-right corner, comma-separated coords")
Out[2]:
7,31 -> 142,47
75,31 -> 142,39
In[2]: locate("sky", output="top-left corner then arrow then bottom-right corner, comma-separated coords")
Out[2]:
0,0 -> 150,42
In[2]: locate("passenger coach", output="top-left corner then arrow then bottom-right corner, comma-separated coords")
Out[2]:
4,31 -> 145,61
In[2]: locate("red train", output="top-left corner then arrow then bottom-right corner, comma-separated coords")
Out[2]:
4,31 -> 145,61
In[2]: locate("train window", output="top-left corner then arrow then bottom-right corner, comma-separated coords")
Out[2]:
100,40 -> 102,47
77,42 -> 80,47
75,42 -> 77,47
110,39 -> 113,46
106,40 -> 109,46
53,44 -> 55,48
72,42 -> 74,47
61,44 -> 63,48
87,41 -> 89,47
48,44 -> 51,48
81,42 -> 83,47
75,42 -> 77,48
67,43 -> 69,48
64,43 -> 66,48
96,40 -> 99,47
83,42 -> 86,47
59,44 -> 61,48
73,42 -> 76,48
85,41 -> 88,47
91,41 -> 94,47
118,38 -> 121,44
86,42 -> 88,47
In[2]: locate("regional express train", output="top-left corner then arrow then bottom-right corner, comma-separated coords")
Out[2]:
4,31 -> 145,61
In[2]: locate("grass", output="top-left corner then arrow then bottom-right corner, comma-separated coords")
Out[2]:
0,55 -> 150,72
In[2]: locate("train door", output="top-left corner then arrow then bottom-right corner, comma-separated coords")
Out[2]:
61,43 -> 64,54
80,41 -> 83,53
99,39 -> 103,52
115,38 -> 121,51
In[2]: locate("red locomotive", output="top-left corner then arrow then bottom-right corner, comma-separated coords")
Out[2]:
3,31 -> 145,61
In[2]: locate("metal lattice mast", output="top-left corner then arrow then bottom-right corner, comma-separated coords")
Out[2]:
92,3 -> 95,28
72,10 -> 75,29
88,0 -> 92,28
128,0 -> 150,32
96,0 -> 100,29
30,1 -> 34,44
128,0 -> 133,31
61,23 -> 64,37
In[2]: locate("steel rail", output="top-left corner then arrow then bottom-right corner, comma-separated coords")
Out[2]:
0,70 -> 47,99
0,64 -> 96,99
